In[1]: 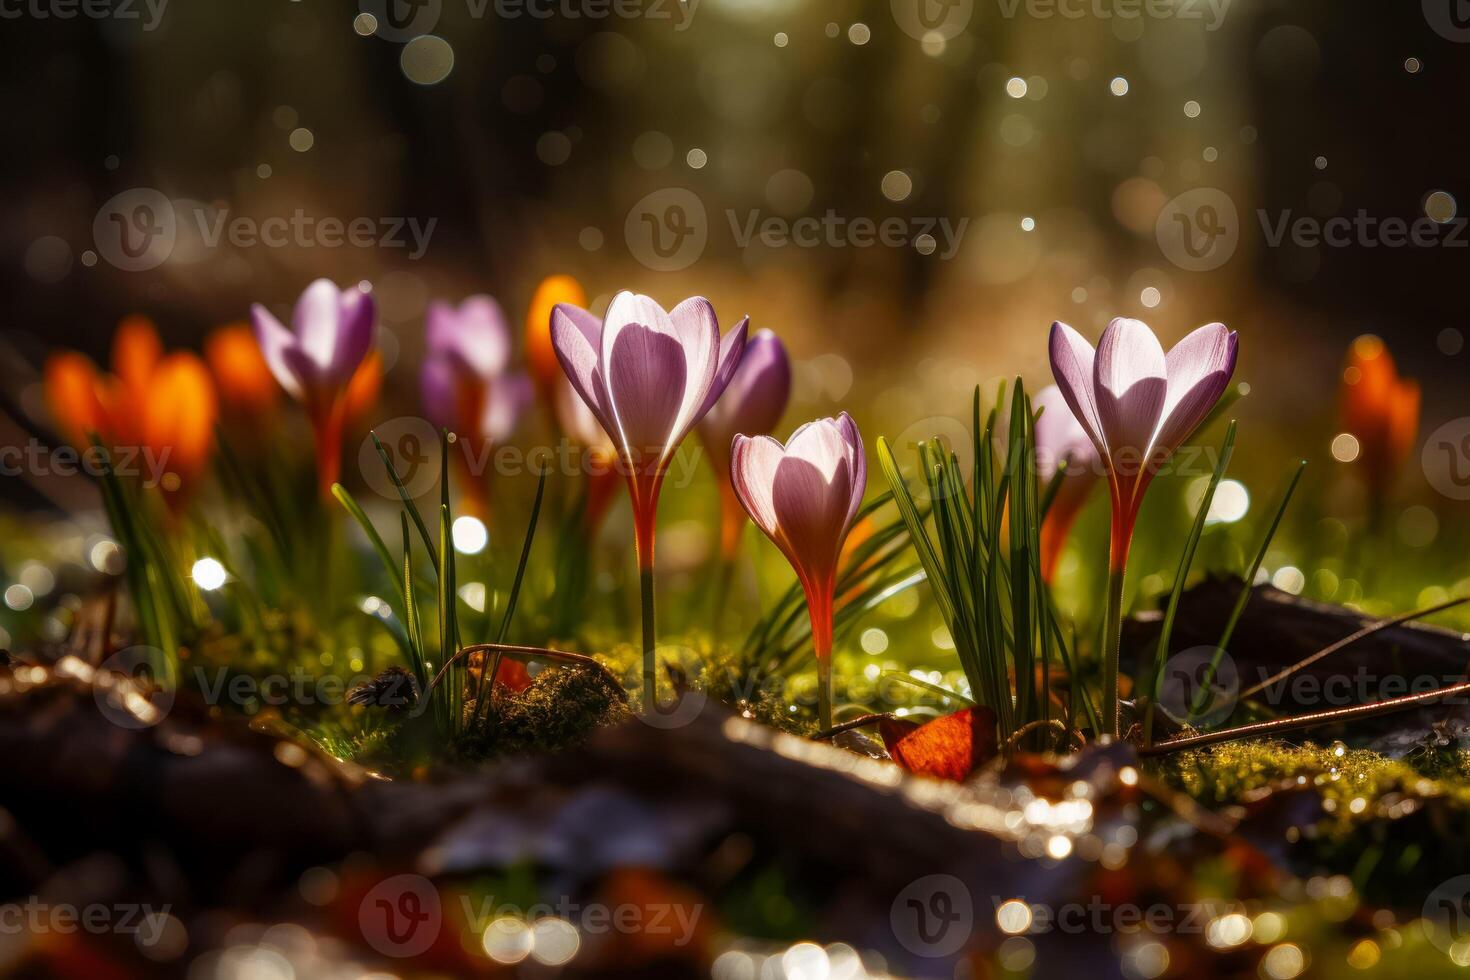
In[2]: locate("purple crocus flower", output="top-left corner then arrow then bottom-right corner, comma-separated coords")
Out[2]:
420,295 -> 532,517
731,413 -> 866,729
1048,316 -> 1238,735
551,291 -> 747,711
420,295 -> 532,450
251,278 -> 376,495
697,329 -> 792,558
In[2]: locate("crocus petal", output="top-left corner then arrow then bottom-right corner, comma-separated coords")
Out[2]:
44,352 -> 108,447
1093,317 -> 1168,465
142,353 -> 217,485
703,328 -> 790,435
424,301 -> 460,356
1034,384 -> 1099,482
837,411 -> 868,531
480,374 -> 533,443
550,302 -> 615,435
344,350 -> 382,424
441,295 -> 511,378
699,328 -> 790,473
526,275 -> 587,393
730,433 -> 789,549
603,319 -> 690,464
293,279 -> 348,372
330,286 -> 376,384
112,315 -> 162,395
556,376 -> 615,457
206,324 -> 277,415
421,354 -> 457,431
1048,321 -> 1107,455
696,315 -> 751,420
772,417 -> 861,582
1152,323 -> 1238,456
601,292 -> 716,467
250,303 -> 305,400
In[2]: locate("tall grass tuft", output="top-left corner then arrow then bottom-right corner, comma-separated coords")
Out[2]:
877,381 -> 1084,752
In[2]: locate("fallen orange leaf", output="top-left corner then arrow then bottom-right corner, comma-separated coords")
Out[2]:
879,706 -> 999,781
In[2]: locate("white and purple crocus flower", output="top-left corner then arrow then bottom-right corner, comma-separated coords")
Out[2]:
551,291 -> 748,711
251,278 -> 376,497
731,413 -> 866,730
1049,316 -> 1238,736
421,295 -> 532,515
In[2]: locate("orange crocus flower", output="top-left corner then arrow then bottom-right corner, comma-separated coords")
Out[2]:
205,323 -> 278,417
1340,334 -> 1419,503
524,274 -> 587,408
45,315 -> 217,504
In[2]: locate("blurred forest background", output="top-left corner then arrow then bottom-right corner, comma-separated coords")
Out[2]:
1,0 -> 1468,508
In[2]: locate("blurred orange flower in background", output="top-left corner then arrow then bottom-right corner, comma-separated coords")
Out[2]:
343,350 -> 383,426
45,315 -> 217,502
1339,334 -> 1419,503
524,274 -> 587,406
205,323 -> 277,417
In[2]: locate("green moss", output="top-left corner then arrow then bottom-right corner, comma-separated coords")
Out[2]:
1151,739 -> 1470,832
458,663 -> 632,759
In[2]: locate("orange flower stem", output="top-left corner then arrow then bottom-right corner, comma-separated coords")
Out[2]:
631,477 -> 661,714
312,400 -> 346,500
806,577 -> 836,731
1100,497 -> 1136,739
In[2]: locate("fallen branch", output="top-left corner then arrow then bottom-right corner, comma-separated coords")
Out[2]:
1140,679 -> 1470,756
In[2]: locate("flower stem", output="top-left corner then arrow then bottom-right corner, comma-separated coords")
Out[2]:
312,400 -> 346,500
807,578 -> 835,731
816,655 -> 832,732
1101,564 -> 1125,738
632,484 -> 659,715
639,563 -> 656,713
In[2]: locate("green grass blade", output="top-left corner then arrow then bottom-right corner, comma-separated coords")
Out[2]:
373,430 -> 439,567
1190,456 -> 1307,722
1143,420 -> 1236,744
332,483 -> 404,594
495,464 -> 548,646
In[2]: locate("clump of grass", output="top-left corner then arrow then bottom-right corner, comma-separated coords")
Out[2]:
875,380 -> 1083,751
335,429 -> 548,747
